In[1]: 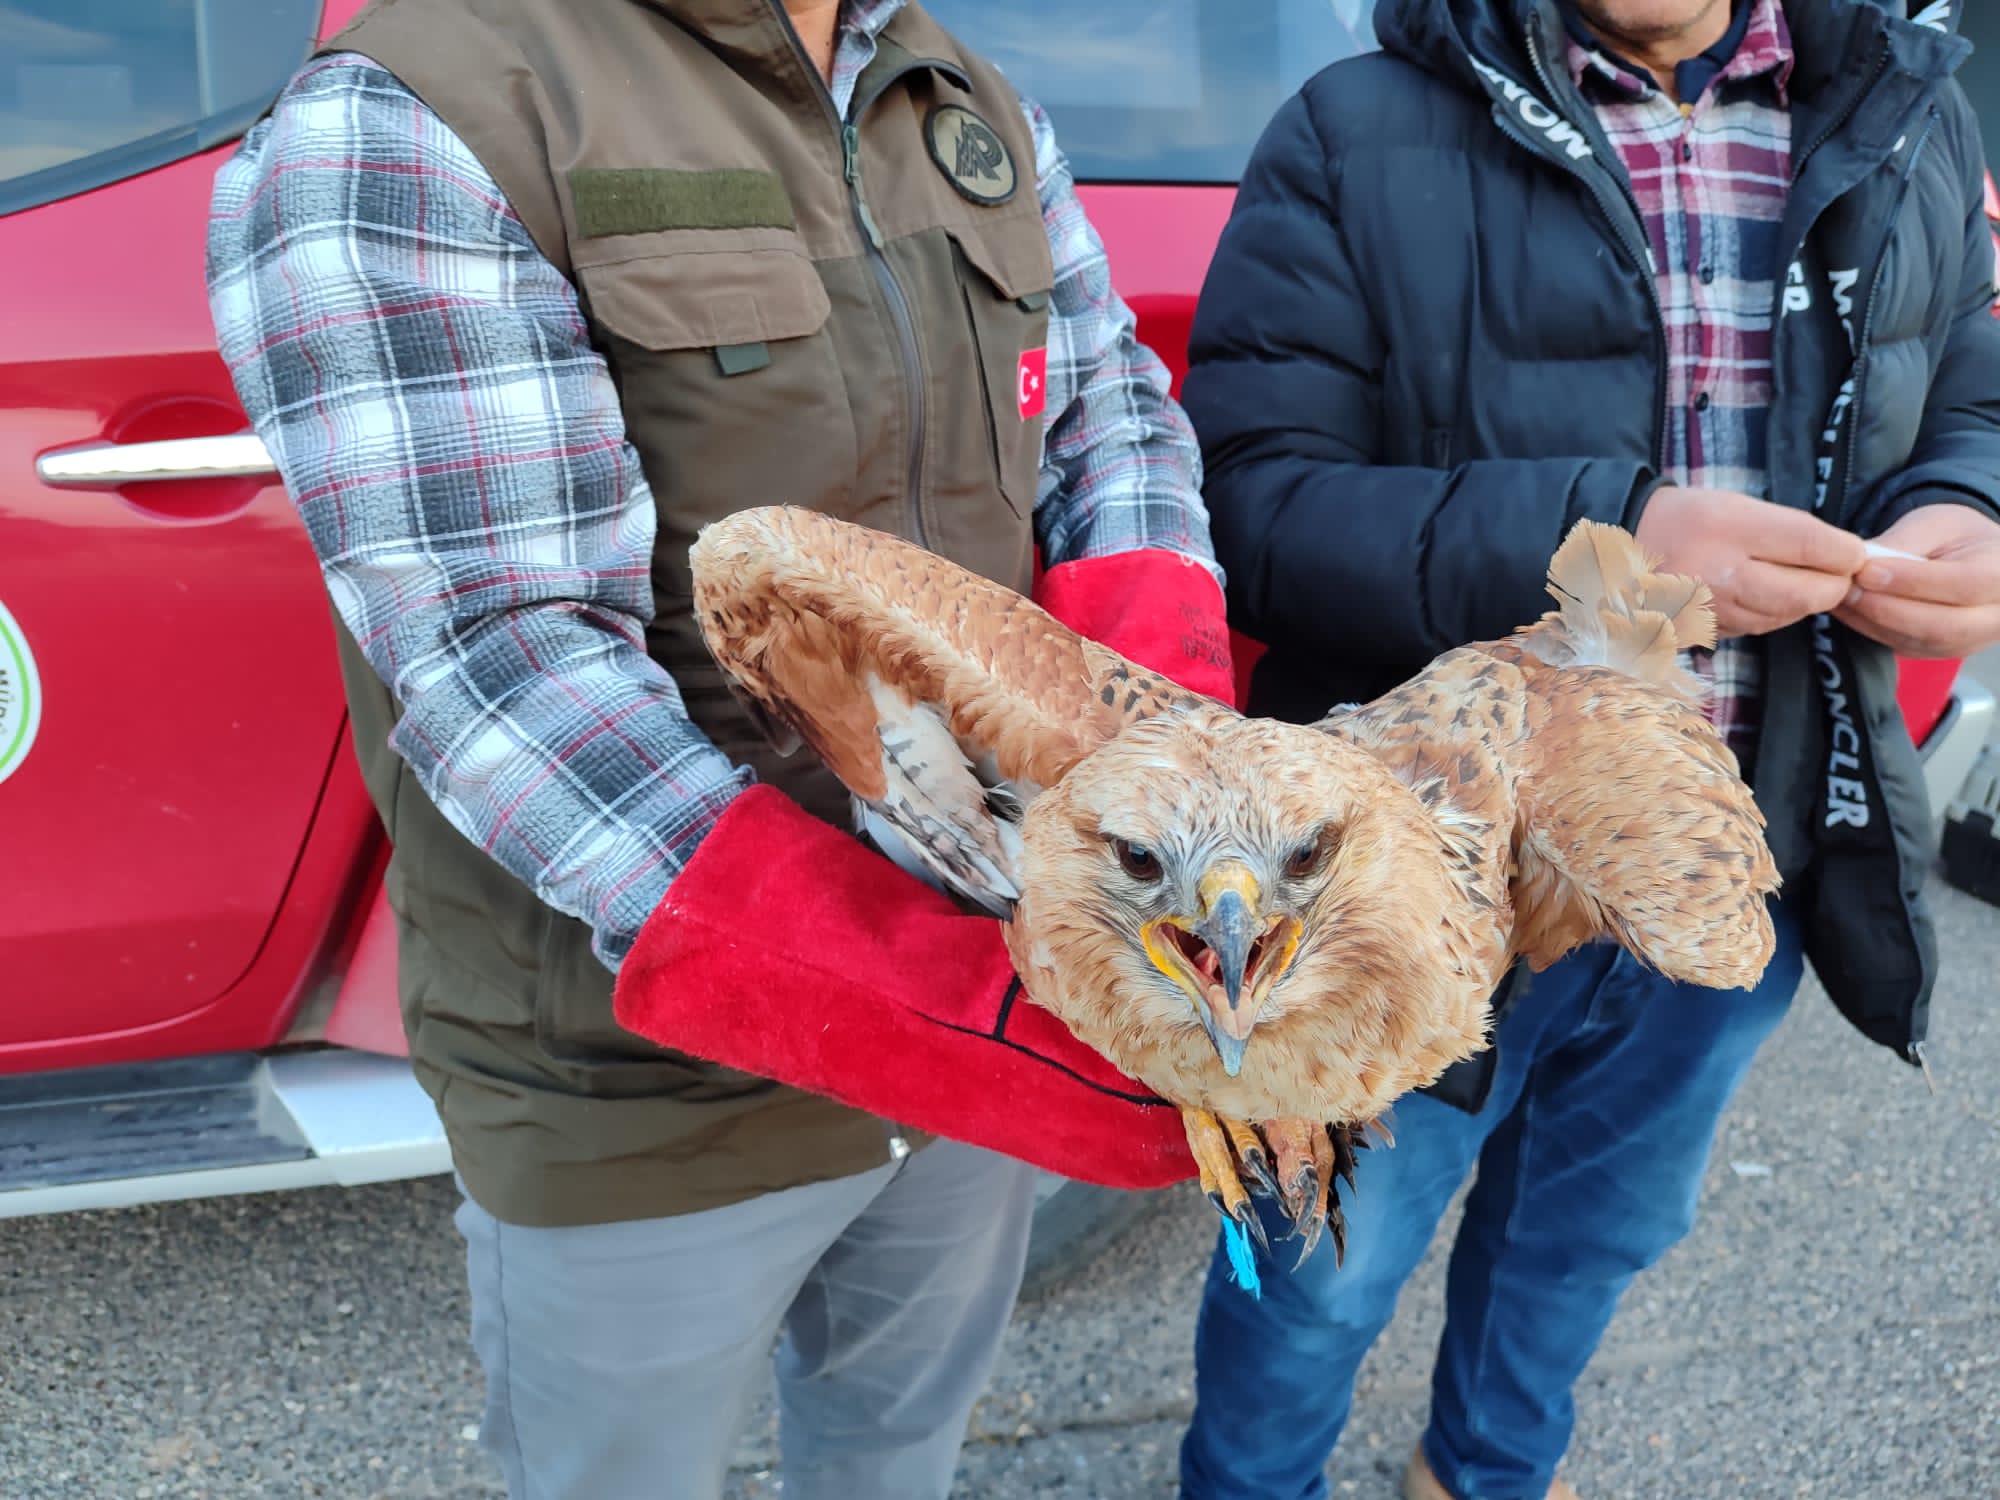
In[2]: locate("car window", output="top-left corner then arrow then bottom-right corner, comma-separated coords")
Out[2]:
923,0 -> 1381,184
1962,5 -> 2000,173
928,3 -> 2000,188
0,0 -> 321,217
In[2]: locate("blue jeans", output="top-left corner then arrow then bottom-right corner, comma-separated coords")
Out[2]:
1179,901 -> 1803,1500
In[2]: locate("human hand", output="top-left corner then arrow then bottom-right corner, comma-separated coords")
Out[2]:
1834,502 -> 2000,660
1633,486 -> 1870,638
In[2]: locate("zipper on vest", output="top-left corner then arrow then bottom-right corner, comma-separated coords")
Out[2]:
775,4 -> 932,552
839,122 -> 930,548
773,15 -> 978,554
842,124 -> 885,245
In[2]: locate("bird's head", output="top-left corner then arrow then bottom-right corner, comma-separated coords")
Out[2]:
1130,848 -> 1303,1078
1019,707 -> 1449,1087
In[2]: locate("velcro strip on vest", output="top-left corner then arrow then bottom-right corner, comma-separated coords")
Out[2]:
571,168 -> 796,237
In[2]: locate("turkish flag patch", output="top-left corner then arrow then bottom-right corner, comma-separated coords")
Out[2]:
1017,346 -> 1048,420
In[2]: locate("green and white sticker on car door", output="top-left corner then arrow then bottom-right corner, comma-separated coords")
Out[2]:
0,597 -> 42,786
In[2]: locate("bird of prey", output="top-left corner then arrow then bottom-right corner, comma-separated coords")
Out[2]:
688,509 -> 1779,1261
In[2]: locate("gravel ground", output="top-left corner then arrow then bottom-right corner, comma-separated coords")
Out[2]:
3,873 -> 1993,1500
5,651 -> 1998,1498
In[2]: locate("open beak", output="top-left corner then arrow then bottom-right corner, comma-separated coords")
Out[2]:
1196,883 -> 1256,1036
1143,863 -> 1302,1078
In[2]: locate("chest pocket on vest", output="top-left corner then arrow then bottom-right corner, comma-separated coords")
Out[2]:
946,220 -> 1054,517
569,227 -> 859,516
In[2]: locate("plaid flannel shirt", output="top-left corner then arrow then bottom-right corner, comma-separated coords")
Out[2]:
1566,0 -> 1795,765
206,0 -> 1214,972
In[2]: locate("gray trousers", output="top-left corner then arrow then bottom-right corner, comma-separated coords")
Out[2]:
453,1137 -> 1038,1500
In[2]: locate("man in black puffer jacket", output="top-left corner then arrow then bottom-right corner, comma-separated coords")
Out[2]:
1175,3 -> 2000,1498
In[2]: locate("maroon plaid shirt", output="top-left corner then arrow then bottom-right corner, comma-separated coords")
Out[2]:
1566,0 -> 1795,764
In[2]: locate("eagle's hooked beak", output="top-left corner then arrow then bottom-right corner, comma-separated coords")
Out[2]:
1143,862 -> 1302,1079
1194,881 -> 1256,1061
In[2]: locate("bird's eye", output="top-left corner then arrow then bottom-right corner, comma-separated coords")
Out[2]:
1110,838 -> 1162,882
1285,832 -> 1332,879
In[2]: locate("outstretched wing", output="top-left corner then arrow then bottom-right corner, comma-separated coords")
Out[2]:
689,506 -> 1212,916
1487,521 -> 1779,987
1501,661 -> 1778,987
1329,521 -> 1778,991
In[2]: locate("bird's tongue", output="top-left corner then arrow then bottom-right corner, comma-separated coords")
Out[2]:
1165,923 -> 1231,1002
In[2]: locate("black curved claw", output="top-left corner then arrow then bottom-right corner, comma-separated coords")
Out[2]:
1206,1191 -> 1270,1255
1290,1202 -> 1327,1269
1231,1198 -> 1271,1255
1279,1164 -> 1318,1232
1241,1146 -> 1281,1200
1331,1123 -> 1361,1194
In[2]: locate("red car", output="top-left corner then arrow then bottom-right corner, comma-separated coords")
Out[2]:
2,1 -> 1995,1276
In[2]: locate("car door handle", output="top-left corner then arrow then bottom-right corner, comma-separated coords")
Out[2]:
36,433 -> 277,487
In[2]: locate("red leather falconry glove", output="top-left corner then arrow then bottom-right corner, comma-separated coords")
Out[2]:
1034,549 -> 1240,709
611,549 -> 1233,1190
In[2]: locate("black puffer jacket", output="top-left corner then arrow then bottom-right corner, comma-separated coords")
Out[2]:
1183,0 -> 2000,1093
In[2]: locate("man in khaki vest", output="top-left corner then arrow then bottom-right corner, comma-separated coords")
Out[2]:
206,1 -> 1233,1496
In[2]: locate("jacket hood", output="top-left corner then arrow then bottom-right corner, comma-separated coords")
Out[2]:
1373,0 -> 1965,101
1372,0 -> 1535,90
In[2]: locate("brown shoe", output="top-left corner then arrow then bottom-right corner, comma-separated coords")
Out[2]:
1401,1445 -> 1580,1500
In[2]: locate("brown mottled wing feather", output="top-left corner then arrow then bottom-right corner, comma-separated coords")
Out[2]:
1497,658 -> 1779,987
1487,520 -> 1776,986
688,506 -> 1208,915
1327,519 -> 1778,993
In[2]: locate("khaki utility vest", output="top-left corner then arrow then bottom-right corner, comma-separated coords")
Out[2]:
316,0 -> 1052,1224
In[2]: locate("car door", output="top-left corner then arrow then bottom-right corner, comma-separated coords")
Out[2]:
0,0 -> 350,1053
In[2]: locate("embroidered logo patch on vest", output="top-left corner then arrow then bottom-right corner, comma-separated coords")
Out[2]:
925,105 -> 1016,205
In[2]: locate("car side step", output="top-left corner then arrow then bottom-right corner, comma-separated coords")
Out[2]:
0,1049 -> 450,1218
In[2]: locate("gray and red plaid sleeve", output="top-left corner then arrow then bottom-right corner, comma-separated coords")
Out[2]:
205,50 -> 1213,971
1021,90 -> 1215,570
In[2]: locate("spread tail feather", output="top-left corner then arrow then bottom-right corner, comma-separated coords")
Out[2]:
1528,520 -> 1717,685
